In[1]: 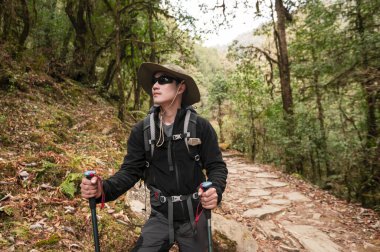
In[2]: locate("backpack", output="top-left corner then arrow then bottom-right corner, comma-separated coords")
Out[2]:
143,105 -> 200,169
141,106 -> 203,242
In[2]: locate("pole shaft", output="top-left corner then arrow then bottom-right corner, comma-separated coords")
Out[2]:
207,218 -> 213,252
90,198 -> 100,252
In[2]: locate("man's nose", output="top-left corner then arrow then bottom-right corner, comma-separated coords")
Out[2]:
152,82 -> 160,90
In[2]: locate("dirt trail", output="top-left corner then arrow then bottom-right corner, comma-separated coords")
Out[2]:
128,150 -> 380,251
215,151 -> 380,252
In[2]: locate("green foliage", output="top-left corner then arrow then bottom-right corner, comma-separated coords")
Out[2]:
11,222 -> 31,240
214,0 -> 380,208
0,206 -> 14,216
59,173 -> 83,199
0,114 -> 6,124
35,233 -> 60,247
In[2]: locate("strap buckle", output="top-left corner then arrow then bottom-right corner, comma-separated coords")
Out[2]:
171,195 -> 182,202
192,192 -> 199,200
172,134 -> 182,140
159,196 -> 167,203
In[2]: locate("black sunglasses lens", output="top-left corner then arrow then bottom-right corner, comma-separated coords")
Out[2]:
152,75 -> 176,85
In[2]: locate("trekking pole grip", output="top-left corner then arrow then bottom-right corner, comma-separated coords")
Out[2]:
84,170 -> 100,252
84,171 -> 97,209
201,181 -> 213,219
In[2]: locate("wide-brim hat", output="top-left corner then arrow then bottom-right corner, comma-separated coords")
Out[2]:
137,62 -> 200,106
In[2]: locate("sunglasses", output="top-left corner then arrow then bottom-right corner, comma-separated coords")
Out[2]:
152,75 -> 181,85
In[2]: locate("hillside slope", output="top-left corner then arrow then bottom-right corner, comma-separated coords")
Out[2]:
0,72 -> 143,251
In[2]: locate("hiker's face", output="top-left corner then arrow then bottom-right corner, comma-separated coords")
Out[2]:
152,72 -> 180,105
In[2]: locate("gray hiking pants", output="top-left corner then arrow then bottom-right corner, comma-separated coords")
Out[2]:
131,209 -> 208,252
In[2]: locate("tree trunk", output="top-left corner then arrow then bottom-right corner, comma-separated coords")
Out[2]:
65,0 -> 90,83
217,99 -> 225,143
354,0 -> 379,205
310,34 -> 331,177
130,43 -> 141,110
102,59 -> 116,92
60,27 -> 74,62
1,0 -> 14,41
274,0 -> 302,173
18,0 -> 30,48
314,73 -> 331,177
115,0 -> 125,122
275,0 -> 293,116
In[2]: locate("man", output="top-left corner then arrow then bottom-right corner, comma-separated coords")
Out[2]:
81,62 -> 228,251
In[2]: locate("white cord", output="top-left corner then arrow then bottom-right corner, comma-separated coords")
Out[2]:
156,82 -> 183,147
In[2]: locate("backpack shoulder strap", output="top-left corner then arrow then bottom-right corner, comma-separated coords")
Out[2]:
183,106 -> 198,152
143,106 -> 158,159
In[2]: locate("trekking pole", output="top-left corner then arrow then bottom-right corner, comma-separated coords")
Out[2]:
84,171 -> 100,252
201,181 -> 213,252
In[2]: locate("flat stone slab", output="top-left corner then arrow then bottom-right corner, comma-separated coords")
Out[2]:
255,172 -> 280,179
241,198 -> 261,205
257,220 -> 284,240
267,199 -> 291,205
283,225 -> 342,252
213,213 -> 258,252
245,167 -> 263,173
228,169 -> 238,174
243,205 -> 284,219
249,189 -> 272,197
285,192 -> 311,202
267,181 -> 288,187
129,200 -> 145,213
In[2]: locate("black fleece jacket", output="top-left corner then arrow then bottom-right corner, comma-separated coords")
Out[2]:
100,106 -> 228,219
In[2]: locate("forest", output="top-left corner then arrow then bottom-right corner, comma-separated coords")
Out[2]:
0,0 -> 379,238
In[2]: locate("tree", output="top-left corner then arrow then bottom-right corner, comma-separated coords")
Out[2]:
209,74 -> 229,143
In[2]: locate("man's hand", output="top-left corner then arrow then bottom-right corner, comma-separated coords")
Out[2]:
198,187 -> 218,209
80,176 -> 102,199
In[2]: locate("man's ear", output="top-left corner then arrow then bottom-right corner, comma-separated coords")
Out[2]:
178,81 -> 186,94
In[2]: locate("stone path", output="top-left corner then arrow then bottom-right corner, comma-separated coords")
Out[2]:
217,151 -> 380,252
127,151 -> 380,251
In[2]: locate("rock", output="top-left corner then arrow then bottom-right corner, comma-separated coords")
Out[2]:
279,244 -> 300,252
64,206 -> 75,214
284,192 -> 311,202
30,223 -> 43,230
363,241 -> 379,252
242,198 -> 261,205
62,226 -> 75,235
267,199 -> 291,205
212,213 -> 258,252
248,189 -> 272,197
107,209 -> 116,214
267,181 -> 288,188
244,167 -> 262,173
312,213 -> 321,220
21,162 -> 37,167
40,183 -> 55,190
19,171 -> 29,180
371,221 -> 380,228
130,200 -> 145,213
255,172 -> 280,179
257,220 -> 284,240
283,225 -> 342,252
243,205 -> 284,219
102,125 -> 115,135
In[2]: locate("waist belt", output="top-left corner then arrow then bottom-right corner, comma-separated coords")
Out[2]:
149,186 -> 199,244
